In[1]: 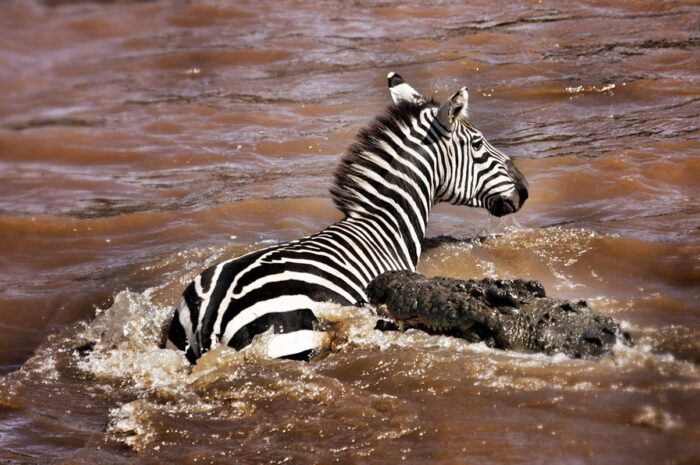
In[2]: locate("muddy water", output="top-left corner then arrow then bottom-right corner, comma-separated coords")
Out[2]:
0,0 -> 698,463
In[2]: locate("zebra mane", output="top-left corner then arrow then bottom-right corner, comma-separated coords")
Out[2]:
331,98 -> 437,217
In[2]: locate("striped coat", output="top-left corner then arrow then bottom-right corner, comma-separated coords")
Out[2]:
166,73 -> 528,362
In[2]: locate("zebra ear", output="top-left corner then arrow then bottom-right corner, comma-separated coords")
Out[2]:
437,87 -> 469,129
387,72 -> 425,105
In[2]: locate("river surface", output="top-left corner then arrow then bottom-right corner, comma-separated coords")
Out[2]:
1,1 -> 699,464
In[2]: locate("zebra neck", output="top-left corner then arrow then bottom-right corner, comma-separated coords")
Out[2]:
339,191 -> 431,272
331,103 -> 451,273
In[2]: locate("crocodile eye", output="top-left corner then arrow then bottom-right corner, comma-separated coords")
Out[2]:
471,138 -> 483,151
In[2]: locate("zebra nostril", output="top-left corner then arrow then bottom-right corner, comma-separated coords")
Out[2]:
489,197 -> 516,217
505,159 -> 528,209
518,184 -> 529,207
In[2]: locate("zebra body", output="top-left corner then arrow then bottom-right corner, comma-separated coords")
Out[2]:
166,73 -> 528,362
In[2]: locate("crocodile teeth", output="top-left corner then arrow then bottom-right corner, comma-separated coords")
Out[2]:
398,320 -> 405,332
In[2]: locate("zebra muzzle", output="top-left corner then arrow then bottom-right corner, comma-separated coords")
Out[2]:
488,196 -> 518,217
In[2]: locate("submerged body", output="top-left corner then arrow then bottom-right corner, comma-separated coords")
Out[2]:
168,220 -> 395,362
167,74 -> 528,362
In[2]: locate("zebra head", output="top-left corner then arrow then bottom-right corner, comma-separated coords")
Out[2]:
388,73 -> 529,217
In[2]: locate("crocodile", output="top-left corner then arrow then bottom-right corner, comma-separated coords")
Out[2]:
366,271 -> 631,358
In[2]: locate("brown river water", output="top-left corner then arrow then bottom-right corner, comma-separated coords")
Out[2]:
1,1 -> 699,464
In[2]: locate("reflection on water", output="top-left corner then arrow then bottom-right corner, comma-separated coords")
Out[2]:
0,0 -> 698,463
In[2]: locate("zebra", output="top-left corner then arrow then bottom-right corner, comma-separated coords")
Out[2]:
165,72 -> 529,363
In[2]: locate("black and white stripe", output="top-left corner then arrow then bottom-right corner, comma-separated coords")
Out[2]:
166,73 -> 529,363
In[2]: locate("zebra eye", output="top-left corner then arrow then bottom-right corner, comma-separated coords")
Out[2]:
471,138 -> 483,151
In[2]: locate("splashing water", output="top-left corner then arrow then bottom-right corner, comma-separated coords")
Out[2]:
1,0 -> 698,463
